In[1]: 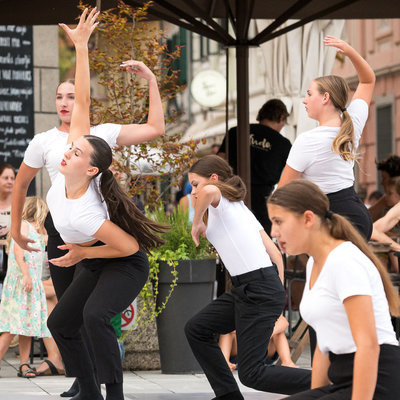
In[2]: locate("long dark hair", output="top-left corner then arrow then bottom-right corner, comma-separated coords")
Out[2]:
268,179 -> 400,316
189,155 -> 246,201
85,135 -> 167,252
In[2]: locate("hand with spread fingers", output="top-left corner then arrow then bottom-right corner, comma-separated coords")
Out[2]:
50,243 -> 86,267
59,7 -> 100,47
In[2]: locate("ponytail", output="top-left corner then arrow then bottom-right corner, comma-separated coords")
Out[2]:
99,169 -> 167,252
86,135 -> 167,253
331,110 -> 355,161
190,155 -> 247,202
327,213 -> 400,316
314,76 -> 355,161
268,179 -> 400,316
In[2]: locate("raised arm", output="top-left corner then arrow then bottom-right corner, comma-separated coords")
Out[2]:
324,36 -> 375,106
59,8 -> 99,144
117,60 -> 165,145
11,163 -> 40,251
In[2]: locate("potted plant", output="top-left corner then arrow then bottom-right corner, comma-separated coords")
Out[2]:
147,204 -> 217,374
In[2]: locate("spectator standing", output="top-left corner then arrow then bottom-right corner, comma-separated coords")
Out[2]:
218,99 -> 291,234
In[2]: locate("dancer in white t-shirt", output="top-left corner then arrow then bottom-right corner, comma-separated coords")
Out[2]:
268,179 -> 400,400
11,7 -> 164,397
278,36 -> 375,240
185,155 -> 311,400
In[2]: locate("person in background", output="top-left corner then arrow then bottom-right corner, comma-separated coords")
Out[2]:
218,99 -> 291,235
0,197 -> 50,378
178,194 -> 195,223
268,179 -> 400,400
369,155 -> 400,221
366,190 -> 383,209
219,315 -> 298,372
0,163 -> 15,239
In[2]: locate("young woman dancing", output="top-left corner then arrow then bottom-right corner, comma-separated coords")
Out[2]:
11,7 -> 164,396
18,9 -> 165,400
185,155 -> 311,400
278,36 -> 375,240
268,180 -> 400,400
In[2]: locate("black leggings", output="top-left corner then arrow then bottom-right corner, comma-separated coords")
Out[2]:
286,344 -> 400,399
47,251 -> 149,384
327,186 -> 372,240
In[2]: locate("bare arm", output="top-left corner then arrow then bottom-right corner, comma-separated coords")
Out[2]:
13,222 -> 33,292
324,36 -> 375,106
277,164 -> 302,188
371,203 -> 400,251
117,61 -> 165,145
311,344 -> 331,389
49,220 -> 139,267
11,163 -> 40,251
191,185 -> 221,247
344,295 -> 380,400
368,195 -> 388,222
260,230 -> 284,283
59,8 -> 99,144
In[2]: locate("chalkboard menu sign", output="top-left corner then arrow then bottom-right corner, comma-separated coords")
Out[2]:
0,25 -> 34,175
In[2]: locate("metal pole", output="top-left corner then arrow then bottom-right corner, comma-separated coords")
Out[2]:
235,1 -> 251,206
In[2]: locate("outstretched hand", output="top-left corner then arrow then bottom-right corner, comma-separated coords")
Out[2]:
121,60 -> 156,82
191,221 -> 207,247
59,7 -> 100,47
49,243 -> 86,267
323,36 -> 352,56
11,232 -> 40,252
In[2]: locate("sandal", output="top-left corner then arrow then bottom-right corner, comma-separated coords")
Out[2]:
17,363 -> 38,378
36,359 -> 65,376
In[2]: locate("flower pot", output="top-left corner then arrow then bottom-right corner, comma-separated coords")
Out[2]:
156,258 -> 216,374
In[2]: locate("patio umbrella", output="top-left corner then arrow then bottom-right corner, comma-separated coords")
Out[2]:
2,0 -> 400,203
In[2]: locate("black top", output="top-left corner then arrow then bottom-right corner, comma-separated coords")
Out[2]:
218,124 -> 292,186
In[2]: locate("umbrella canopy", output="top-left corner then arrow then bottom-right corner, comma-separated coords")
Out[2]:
2,0 -> 400,203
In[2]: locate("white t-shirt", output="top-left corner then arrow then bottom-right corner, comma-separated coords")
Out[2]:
286,99 -> 369,194
23,124 -> 121,183
206,195 -> 273,277
300,241 -> 398,354
46,173 -> 107,244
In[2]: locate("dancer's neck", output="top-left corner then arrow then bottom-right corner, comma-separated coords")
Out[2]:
64,176 -> 90,199
58,121 -> 71,133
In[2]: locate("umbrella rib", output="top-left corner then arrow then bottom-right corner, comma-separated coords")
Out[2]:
150,0 -> 231,44
125,0 -> 229,44
250,0 -> 360,45
223,0 -> 237,37
251,0 -> 313,45
183,0 -> 235,43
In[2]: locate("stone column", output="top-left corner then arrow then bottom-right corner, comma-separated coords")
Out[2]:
33,25 -> 59,197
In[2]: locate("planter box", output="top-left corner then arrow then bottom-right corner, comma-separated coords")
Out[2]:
156,258 -> 216,374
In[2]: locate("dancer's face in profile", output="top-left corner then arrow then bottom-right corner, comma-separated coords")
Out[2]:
56,82 -> 75,124
268,204 -> 312,255
60,137 -> 98,179
303,80 -> 325,120
188,172 -> 218,200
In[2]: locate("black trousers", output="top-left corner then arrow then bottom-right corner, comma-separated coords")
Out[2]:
327,186 -> 372,241
251,184 -> 274,235
45,212 -> 76,300
286,344 -> 400,400
47,251 -> 149,384
185,267 -> 311,398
